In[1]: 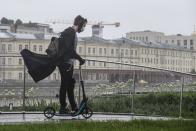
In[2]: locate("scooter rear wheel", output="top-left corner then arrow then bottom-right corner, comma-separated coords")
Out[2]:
44,107 -> 55,119
82,106 -> 93,119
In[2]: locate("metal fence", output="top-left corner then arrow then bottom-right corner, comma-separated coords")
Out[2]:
0,56 -> 196,118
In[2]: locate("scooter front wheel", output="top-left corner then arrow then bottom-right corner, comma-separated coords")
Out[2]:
44,107 -> 55,119
82,106 -> 93,119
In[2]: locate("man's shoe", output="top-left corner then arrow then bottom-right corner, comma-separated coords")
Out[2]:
72,101 -> 86,116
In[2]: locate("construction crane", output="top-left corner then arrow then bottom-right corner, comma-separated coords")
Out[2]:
89,21 -> 120,38
45,19 -> 120,38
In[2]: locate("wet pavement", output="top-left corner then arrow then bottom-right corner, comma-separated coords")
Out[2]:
0,112 -> 180,124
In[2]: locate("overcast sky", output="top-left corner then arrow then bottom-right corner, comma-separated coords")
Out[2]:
0,0 -> 196,39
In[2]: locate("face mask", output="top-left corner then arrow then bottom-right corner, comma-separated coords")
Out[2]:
78,22 -> 86,33
80,26 -> 85,32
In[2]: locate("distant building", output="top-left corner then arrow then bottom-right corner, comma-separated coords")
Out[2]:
0,22 -> 53,35
162,34 -> 196,50
126,30 -> 196,51
126,30 -> 164,43
0,24 -> 11,32
11,22 -> 53,34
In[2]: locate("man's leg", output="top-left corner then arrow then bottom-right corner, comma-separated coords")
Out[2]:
67,78 -> 78,111
66,67 -> 78,111
58,63 -> 70,113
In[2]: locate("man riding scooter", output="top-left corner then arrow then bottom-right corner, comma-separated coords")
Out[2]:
57,15 -> 87,115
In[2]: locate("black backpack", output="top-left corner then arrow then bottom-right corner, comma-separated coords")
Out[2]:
46,37 -> 59,58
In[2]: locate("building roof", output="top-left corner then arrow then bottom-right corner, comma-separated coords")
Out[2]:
0,31 -> 54,40
116,37 -> 191,51
0,32 -> 11,38
21,22 -> 50,27
126,30 -> 164,35
11,33 -> 37,39
81,36 -> 191,52
81,36 -> 110,43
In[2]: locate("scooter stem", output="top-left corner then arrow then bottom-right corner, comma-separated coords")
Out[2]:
79,65 -> 87,100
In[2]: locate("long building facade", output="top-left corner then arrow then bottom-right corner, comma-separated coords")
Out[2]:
0,30 -> 196,84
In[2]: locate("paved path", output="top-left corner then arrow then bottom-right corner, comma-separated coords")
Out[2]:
0,112 -> 179,124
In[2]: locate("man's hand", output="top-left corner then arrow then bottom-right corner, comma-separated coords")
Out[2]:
79,58 -> 85,65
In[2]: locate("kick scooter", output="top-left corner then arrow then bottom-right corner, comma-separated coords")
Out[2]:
43,65 -> 93,119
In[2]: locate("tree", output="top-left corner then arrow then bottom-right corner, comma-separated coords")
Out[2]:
14,19 -> 23,33
15,19 -> 23,25
1,17 -> 9,24
1,17 -> 14,25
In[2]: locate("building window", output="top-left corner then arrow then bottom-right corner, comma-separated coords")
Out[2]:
25,45 -> 28,49
8,58 -> 12,65
190,40 -> 194,50
99,48 -> 102,55
111,49 -> 114,55
121,49 -> 124,57
2,58 -> 6,65
93,48 -> 96,55
177,40 -> 181,46
104,48 -> 106,55
172,40 -> 174,43
92,73 -> 96,80
8,44 -> 12,52
79,47 -> 82,54
19,73 -> 23,80
125,49 -> 128,56
19,58 -> 22,65
190,39 -> 194,45
19,45 -> 22,51
130,50 -> 133,55
135,50 -> 137,56
1,44 -> 6,53
39,45 -> 42,52
53,73 -> 57,80
184,40 -> 187,48
104,62 -> 106,67
33,45 -> 37,51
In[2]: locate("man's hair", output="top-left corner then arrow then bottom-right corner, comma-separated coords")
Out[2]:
74,15 -> 87,26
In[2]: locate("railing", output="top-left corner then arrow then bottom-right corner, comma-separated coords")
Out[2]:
0,56 -> 196,118
85,59 -> 196,118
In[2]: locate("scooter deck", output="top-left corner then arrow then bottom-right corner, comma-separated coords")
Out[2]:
54,113 -> 74,117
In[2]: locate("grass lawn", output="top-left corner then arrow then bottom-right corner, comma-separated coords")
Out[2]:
0,120 -> 196,131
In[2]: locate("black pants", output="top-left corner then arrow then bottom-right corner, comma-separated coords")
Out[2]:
58,63 -> 77,110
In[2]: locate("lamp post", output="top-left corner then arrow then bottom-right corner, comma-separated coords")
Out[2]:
179,76 -> 184,119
